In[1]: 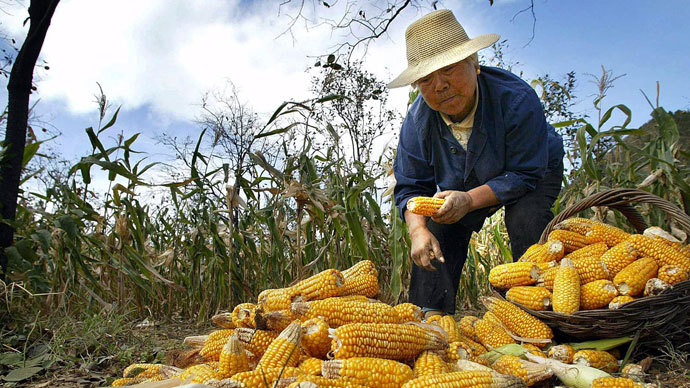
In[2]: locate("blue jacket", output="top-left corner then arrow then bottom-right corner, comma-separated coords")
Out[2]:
393,65 -> 564,231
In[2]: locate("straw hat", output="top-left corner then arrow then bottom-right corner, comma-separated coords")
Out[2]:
387,9 -> 500,88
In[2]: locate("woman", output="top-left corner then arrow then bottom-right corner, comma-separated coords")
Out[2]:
389,9 -> 564,316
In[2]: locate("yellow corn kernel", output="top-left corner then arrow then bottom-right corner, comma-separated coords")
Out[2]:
330,322 -> 447,359
258,288 -> 297,312
257,321 -> 303,370
473,319 -> 515,348
122,363 -> 163,379
591,376 -> 644,388
573,349 -> 619,373
481,297 -> 553,347
489,262 -> 540,289
217,335 -> 249,378
292,269 -> 345,301
548,230 -> 587,253
413,350 -> 450,377
601,241 -> 639,277
230,303 -> 257,328
506,286 -> 552,311
177,364 -> 219,384
406,196 -> 445,216
393,303 -> 423,322
586,224 -> 631,247
438,315 -> 462,343
341,260 -> 379,297
234,328 -> 279,358
255,309 -> 298,332
291,297 -> 401,327
521,343 -> 547,358
222,367 -> 302,387
491,354 -> 554,386
297,357 -> 323,376
199,329 -> 235,361
613,257 -> 658,296
547,344 -> 575,363
554,217 -> 600,235
628,234 -> 690,271
565,242 -> 608,261
552,258 -> 581,314
518,240 -> 565,263
572,255 -> 610,284
609,295 -> 635,309
458,315 -> 479,341
211,312 -> 235,329
456,334 -> 488,356
300,317 -> 331,359
445,341 -> 473,361
402,370 -> 521,388
580,279 -> 618,310
657,264 -> 689,285
425,314 -> 442,324
323,357 -> 414,388
536,266 -> 558,291
111,377 -> 144,386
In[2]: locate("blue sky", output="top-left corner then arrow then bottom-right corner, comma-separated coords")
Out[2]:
1,0 -> 689,188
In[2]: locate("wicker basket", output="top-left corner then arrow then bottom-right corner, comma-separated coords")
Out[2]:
509,188 -> 690,349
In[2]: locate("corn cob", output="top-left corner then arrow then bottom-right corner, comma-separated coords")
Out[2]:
643,226 -> 682,247
212,312 -> 235,329
445,341 -> 473,361
393,303 -> 423,322
591,377 -> 644,388
425,314 -> 443,323
565,242 -> 608,261
657,264 -> 689,285
438,315 -> 462,343
491,354 -> 554,386
200,329 -> 236,361
572,255 -> 610,284
573,349 -> 619,373
482,311 -> 502,326
521,343 -> 547,358
458,315 -> 479,341
255,309 -> 297,332
473,319 -> 516,348
554,217 -> 600,235
552,258 -> 581,314
505,286 -> 552,311
122,363 -> 165,379
586,224 -> 631,247
627,234 -> 690,271
580,279 -> 619,310
534,260 -> 557,272
218,335 -> 250,378
413,350 -> 451,376
183,335 -> 208,347
481,297 -> 553,347
297,357 -> 323,376
601,241 -> 639,277
621,363 -> 646,383
177,364 -> 220,384
290,298 -> 401,327
536,266 -> 558,291
609,295 -> 635,309
231,303 -> 257,328
234,328 -> 279,358
111,377 -> 145,386
456,334 -> 488,356
300,318 -> 331,359
218,367 -> 302,387
548,230 -> 587,252
258,288 -> 297,312
292,269 -> 345,301
613,257 -> 658,296
257,321 -> 304,370
322,357 -> 414,388
283,375 -> 370,388
402,370 -> 524,388
547,344 -> 575,364
489,262 -> 540,289
407,196 -> 445,216
643,277 -> 671,296
329,322 -> 447,359
341,260 -> 379,297
518,240 -> 564,263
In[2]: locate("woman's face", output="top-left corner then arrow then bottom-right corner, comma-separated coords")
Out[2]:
416,58 -> 478,121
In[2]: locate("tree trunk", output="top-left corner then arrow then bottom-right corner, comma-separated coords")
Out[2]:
1,0 -> 60,281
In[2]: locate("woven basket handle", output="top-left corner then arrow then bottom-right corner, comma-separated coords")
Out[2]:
539,188 -> 690,243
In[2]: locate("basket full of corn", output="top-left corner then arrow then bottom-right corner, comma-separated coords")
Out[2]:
489,188 -> 690,350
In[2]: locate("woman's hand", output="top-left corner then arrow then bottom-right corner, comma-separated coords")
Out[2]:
432,190 -> 472,224
408,224 -> 444,271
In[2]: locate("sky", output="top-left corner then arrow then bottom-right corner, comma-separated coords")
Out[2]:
1,0 -> 689,191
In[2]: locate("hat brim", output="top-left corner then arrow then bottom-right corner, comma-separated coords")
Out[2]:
387,33 -> 500,89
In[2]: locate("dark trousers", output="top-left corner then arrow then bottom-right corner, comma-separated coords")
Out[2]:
408,161 -> 563,314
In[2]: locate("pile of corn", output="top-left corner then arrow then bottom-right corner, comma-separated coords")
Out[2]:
489,218 -> 690,314
110,257 -> 662,388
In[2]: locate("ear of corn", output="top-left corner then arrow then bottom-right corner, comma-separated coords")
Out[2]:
657,264 -> 689,285
290,297 -> 401,327
536,266 -> 558,291
258,288 -> 297,312
458,315 -> 479,341
627,234 -> 690,271
586,224 -> 631,247
591,376 -> 644,388
231,303 -> 257,328
491,354 -> 554,386
473,319 -> 516,348
200,329 -> 236,361
255,309 -> 298,332
177,364 -> 220,384
445,341 -> 473,361
341,260 -> 379,297
573,349 -> 619,374
548,230 -> 588,253
505,286 -> 552,311
329,322 -> 447,359
489,262 -> 540,289
518,240 -> 564,263
643,277 -> 671,296
300,317 -> 331,359
613,257 -> 658,296
234,328 -> 279,358
547,344 -> 575,364
609,295 -> 635,309
211,312 -> 235,329
565,242 -> 608,261
554,217 -> 599,235
257,321 -> 304,370
456,334 -> 488,356
413,350 -> 450,377
393,303 -> 423,322
438,315 -> 462,343
218,335 -> 250,378
285,375 -> 370,388
401,370 -> 524,388
601,241 -> 639,277
521,343 -> 547,358
406,196 -> 445,216
552,258 -> 581,314
572,255 -> 610,284
292,269 -> 345,301
580,280 -> 619,310
297,357 -> 323,376
221,367 -> 302,387
323,357 -> 414,388
481,297 -> 553,347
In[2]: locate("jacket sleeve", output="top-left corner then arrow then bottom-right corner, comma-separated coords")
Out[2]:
393,112 -> 436,220
485,89 -> 549,205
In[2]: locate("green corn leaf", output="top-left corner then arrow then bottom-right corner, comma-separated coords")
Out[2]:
567,337 -> 633,351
